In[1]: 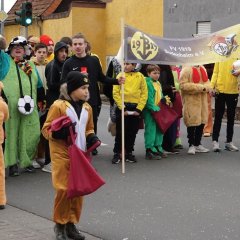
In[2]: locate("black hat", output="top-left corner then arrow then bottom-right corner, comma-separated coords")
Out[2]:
67,71 -> 89,95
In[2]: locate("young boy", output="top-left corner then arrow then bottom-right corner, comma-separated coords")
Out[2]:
42,71 -> 99,240
143,65 -> 168,160
31,43 -> 48,168
0,82 -> 9,210
112,62 -> 148,164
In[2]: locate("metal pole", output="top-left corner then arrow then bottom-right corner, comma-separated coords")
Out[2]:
0,0 -> 4,35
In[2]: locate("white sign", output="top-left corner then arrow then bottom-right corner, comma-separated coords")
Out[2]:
0,10 -> 8,22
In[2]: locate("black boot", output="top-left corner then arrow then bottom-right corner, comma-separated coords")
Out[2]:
66,222 -> 85,240
54,223 -> 67,240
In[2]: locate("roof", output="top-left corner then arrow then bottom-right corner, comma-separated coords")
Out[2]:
6,0 -> 109,23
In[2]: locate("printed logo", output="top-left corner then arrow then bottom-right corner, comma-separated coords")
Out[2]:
130,31 -> 158,60
208,33 -> 238,56
73,67 -> 78,70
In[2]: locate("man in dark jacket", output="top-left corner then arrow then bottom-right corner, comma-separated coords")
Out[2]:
42,42 -> 68,172
61,33 -> 124,155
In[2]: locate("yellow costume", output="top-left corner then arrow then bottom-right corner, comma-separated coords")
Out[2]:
0,83 -> 9,207
42,99 -> 94,224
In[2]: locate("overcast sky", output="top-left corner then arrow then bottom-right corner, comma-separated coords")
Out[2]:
0,0 -> 17,12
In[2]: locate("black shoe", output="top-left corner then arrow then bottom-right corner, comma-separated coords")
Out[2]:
92,149 -> 98,155
25,165 -> 36,173
9,164 -> 19,177
0,205 -> 5,210
145,150 -> 161,160
112,153 -> 121,164
54,223 -> 67,240
174,144 -> 183,150
66,222 -> 85,240
126,152 -> 137,163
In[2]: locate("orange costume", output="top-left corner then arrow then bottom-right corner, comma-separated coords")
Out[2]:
42,98 -> 94,224
0,83 -> 9,207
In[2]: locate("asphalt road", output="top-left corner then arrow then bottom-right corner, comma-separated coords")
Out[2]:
6,104 -> 240,240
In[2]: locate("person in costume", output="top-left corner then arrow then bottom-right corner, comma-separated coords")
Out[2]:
143,64 -> 168,160
0,81 -> 9,210
42,71 -> 100,240
179,65 -> 211,155
0,35 -> 44,176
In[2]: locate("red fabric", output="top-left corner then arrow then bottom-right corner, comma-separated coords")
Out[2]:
172,92 -> 183,118
200,66 -> 208,82
151,102 -> 178,134
50,116 -> 72,131
67,127 -> 105,198
192,66 -> 208,83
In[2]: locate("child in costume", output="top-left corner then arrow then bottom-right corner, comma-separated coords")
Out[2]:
112,62 -> 148,164
179,65 -> 211,155
143,64 -> 169,159
0,82 -> 9,210
42,71 -> 100,240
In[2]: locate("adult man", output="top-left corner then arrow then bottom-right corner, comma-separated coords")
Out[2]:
42,42 -> 68,173
211,59 -> 239,152
61,33 -> 124,154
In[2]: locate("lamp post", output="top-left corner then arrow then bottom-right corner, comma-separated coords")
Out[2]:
0,0 -> 4,34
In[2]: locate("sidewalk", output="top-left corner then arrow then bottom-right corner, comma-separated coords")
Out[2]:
0,205 -> 102,240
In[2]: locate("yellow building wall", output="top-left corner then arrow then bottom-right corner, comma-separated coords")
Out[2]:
4,1 -> 163,71
71,7 -> 106,68
105,0 -> 163,58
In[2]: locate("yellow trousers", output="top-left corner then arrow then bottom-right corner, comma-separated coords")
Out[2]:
0,145 -> 6,205
53,189 -> 83,224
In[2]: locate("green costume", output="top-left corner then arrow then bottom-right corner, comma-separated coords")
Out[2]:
143,77 -> 163,153
0,51 -> 41,168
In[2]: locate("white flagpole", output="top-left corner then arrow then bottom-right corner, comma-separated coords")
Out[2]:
120,18 -> 125,174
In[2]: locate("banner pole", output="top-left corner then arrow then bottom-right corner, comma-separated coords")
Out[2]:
120,18 -> 125,174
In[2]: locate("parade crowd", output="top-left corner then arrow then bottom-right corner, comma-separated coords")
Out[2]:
0,32 -> 239,240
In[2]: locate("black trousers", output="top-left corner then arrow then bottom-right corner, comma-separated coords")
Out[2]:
212,93 -> 238,142
91,104 -> 101,134
162,119 -> 178,152
187,124 -> 204,147
113,109 -> 139,154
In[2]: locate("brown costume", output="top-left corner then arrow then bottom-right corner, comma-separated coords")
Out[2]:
179,66 -> 212,127
42,99 -> 94,224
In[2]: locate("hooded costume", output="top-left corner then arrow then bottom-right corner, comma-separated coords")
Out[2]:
0,36 -> 43,168
180,65 -> 211,127
42,72 -> 94,225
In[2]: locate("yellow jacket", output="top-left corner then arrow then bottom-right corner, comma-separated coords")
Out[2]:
113,72 -> 148,111
211,59 -> 239,94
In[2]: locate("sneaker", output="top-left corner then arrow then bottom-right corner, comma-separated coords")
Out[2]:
225,142 -> 239,152
126,152 -> 137,163
195,145 -> 210,153
25,165 -> 36,173
9,164 -> 19,177
36,158 -> 45,167
112,154 -> 121,164
203,132 -> 211,137
188,145 -> 196,155
42,163 -> 52,173
32,160 -> 42,169
145,150 -> 161,160
66,222 -> 85,240
212,141 -> 220,152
